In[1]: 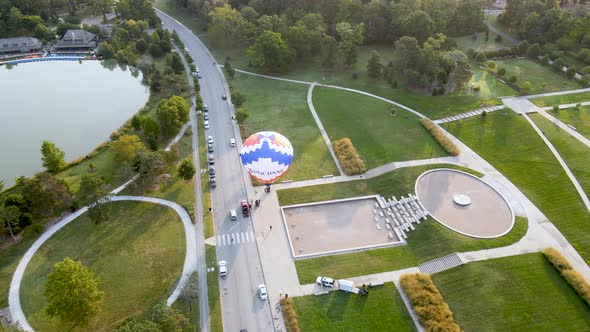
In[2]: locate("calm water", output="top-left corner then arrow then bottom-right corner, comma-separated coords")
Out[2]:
0,60 -> 149,187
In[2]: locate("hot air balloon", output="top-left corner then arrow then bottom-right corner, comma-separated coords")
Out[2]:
240,131 -> 294,185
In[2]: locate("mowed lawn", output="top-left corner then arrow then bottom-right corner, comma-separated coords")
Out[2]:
231,73 -> 338,180
494,58 -> 581,94
530,114 -> 590,194
432,253 -> 590,331
312,87 -> 448,168
277,164 -> 527,284
453,32 -> 511,51
530,91 -> 590,107
552,106 -> 590,139
206,244 -> 223,332
444,111 -> 590,262
20,201 -> 185,332
464,64 -> 516,100
293,283 -> 415,332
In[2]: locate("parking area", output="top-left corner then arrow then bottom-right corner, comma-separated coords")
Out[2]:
281,196 -> 403,259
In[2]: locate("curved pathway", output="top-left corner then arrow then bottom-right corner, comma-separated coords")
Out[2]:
9,196 -> 196,332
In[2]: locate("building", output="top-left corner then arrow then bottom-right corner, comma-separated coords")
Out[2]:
0,37 -> 42,55
55,30 -> 98,51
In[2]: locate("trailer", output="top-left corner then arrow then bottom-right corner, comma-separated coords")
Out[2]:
338,279 -> 359,294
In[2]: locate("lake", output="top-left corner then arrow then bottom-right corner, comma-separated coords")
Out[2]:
0,60 -> 149,187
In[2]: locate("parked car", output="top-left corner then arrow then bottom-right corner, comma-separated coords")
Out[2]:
203,104 -> 208,112
241,200 -> 249,217
230,209 -> 237,221
197,73 -> 202,78
209,166 -> 215,175
218,260 -> 227,277
204,113 -> 209,120
229,138 -> 236,147
210,176 -> 216,188
208,154 -> 215,165
204,120 -> 210,129
184,48 -> 189,52
208,143 -> 214,153
316,276 -> 335,288
208,136 -> 214,144
221,94 -> 227,100
258,284 -> 268,300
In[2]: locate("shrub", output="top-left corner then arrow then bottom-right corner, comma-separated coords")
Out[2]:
473,85 -> 480,91
541,53 -> 550,64
487,61 -> 496,69
582,66 -> 590,75
419,119 -> 460,156
481,110 -> 487,118
553,57 -> 566,69
509,75 -> 517,83
543,248 -> 590,306
520,81 -> 532,95
31,223 -> 44,235
333,138 -> 367,175
483,48 -> 515,59
497,67 -> 506,76
475,52 -> 486,63
400,273 -> 461,331
351,72 -> 358,80
566,66 -> 577,78
553,105 -> 560,113
280,298 -> 301,332
495,34 -> 502,42
182,202 -> 195,224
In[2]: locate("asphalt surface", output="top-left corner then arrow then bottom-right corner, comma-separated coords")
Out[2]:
157,10 -> 275,332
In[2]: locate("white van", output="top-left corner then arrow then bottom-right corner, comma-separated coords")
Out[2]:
229,138 -> 236,147
230,209 -> 237,220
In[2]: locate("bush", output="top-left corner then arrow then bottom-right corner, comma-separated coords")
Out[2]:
495,34 -> 502,42
509,75 -> 517,83
280,298 -> 301,332
582,66 -> 590,75
553,105 -> 560,113
473,85 -> 480,91
541,53 -> 550,64
333,138 -> 367,175
400,273 -> 461,331
31,223 -> 44,235
475,52 -> 486,63
487,61 -> 496,69
543,248 -> 590,306
419,119 -> 460,156
182,202 -> 195,224
566,66 -> 577,78
497,67 -> 506,76
351,72 -> 358,80
483,48 -> 515,59
553,57 -> 566,69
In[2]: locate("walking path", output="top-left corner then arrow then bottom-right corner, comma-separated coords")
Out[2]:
540,101 -> 590,111
8,196 -> 196,332
307,83 -> 344,176
484,19 -> 518,45
165,121 -> 191,151
536,110 -> 590,148
434,105 -> 506,124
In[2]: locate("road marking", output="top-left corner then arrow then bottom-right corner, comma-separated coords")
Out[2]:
250,231 -> 255,242
217,232 -> 256,246
236,233 -> 241,244
241,232 -> 245,243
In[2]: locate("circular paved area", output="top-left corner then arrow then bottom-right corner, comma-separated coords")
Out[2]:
415,169 -> 514,238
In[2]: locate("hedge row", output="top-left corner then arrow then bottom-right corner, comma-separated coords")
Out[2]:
543,248 -> 590,306
333,138 -> 367,175
280,298 -> 301,332
400,273 -> 462,332
419,119 -> 460,156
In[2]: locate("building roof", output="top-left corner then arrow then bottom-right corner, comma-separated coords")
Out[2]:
56,30 -> 98,49
0,37 -> 42,53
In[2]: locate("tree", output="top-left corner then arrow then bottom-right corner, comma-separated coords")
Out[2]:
156,95 -> 190,136
566,66 -> 577,78
366,50 -> 382,79
527,43 -> 542,58
518,40 -> 529,55
45,258 -> 104,327
509,75 -> 517,83
247,30 -> 294,72
231,91 -> 246,107
78,174 -> 109,205
475,51 -> 486,63
235,108 -> 250,124
111,134 -> 146,164
224,59 -> 235,79
321,34 -> 338,69
404,11 -> 434,43
208,4 -> 251,47
91,0 -> 114,22
335,22 -> 365,67
178,158 -> 195,180
497,67 -> 506,76
18,174 -> 72,217
520,81 -> 532,94
180,272 -> 198,311
142,115 -> 160,138
134,150 -> 168,189
149,301 -> 187,331
97,42 -> 115,58
169,52 -> 184,74
0,205 -> 20,240
114,318 -> 160,332
131,115 -> 142,130
41,140 -> 66,173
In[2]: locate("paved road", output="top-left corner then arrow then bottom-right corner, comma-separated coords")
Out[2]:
157,10 -> 274,332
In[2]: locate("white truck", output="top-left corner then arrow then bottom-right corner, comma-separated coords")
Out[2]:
338,279 -> 359,294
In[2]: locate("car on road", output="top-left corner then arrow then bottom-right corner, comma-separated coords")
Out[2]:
210,176 -> 216,188
203,104 -> 208,112
197,73 -> 202,78
209,166 -> 215,175
229,138 -> 236,147
208,143 -> 214,153
208,154 -> 215,165
204,120 -> 210,129
208,136 -> 214,144
196,67 -> 200,72
221,94 -> 227,100
204,113 -> 209,120
316,276 -> 335,288
184,47 -> 189,52
241,200 -> 249,217
230,209 -> 237,220
258,284 -> 268,300
218,260 -> 227,277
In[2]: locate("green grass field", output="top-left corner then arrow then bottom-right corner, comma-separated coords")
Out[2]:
444,111 -> 590,262
453,32 -> 511,51
206,244 -> 223,332
0,236 -> 36,307
20,201 -> 185,332
485,13 -> 520,41
465,64 -> 517,99
57,147 -> 118,193
494,58 -> 581,94
311,87 -> 448,168
530,92 -> 590,107
293,283 -> 415,332
277,164 -> 526,284
232,72 -> 338,180
530,114 -> 590,194
432,253 -> 590,331
552,106 -> 590,139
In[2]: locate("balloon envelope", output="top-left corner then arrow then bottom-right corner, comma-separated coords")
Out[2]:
240,131 -> 294,184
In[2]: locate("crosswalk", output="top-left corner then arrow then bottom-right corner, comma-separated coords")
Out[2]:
217,231 -> 256,246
